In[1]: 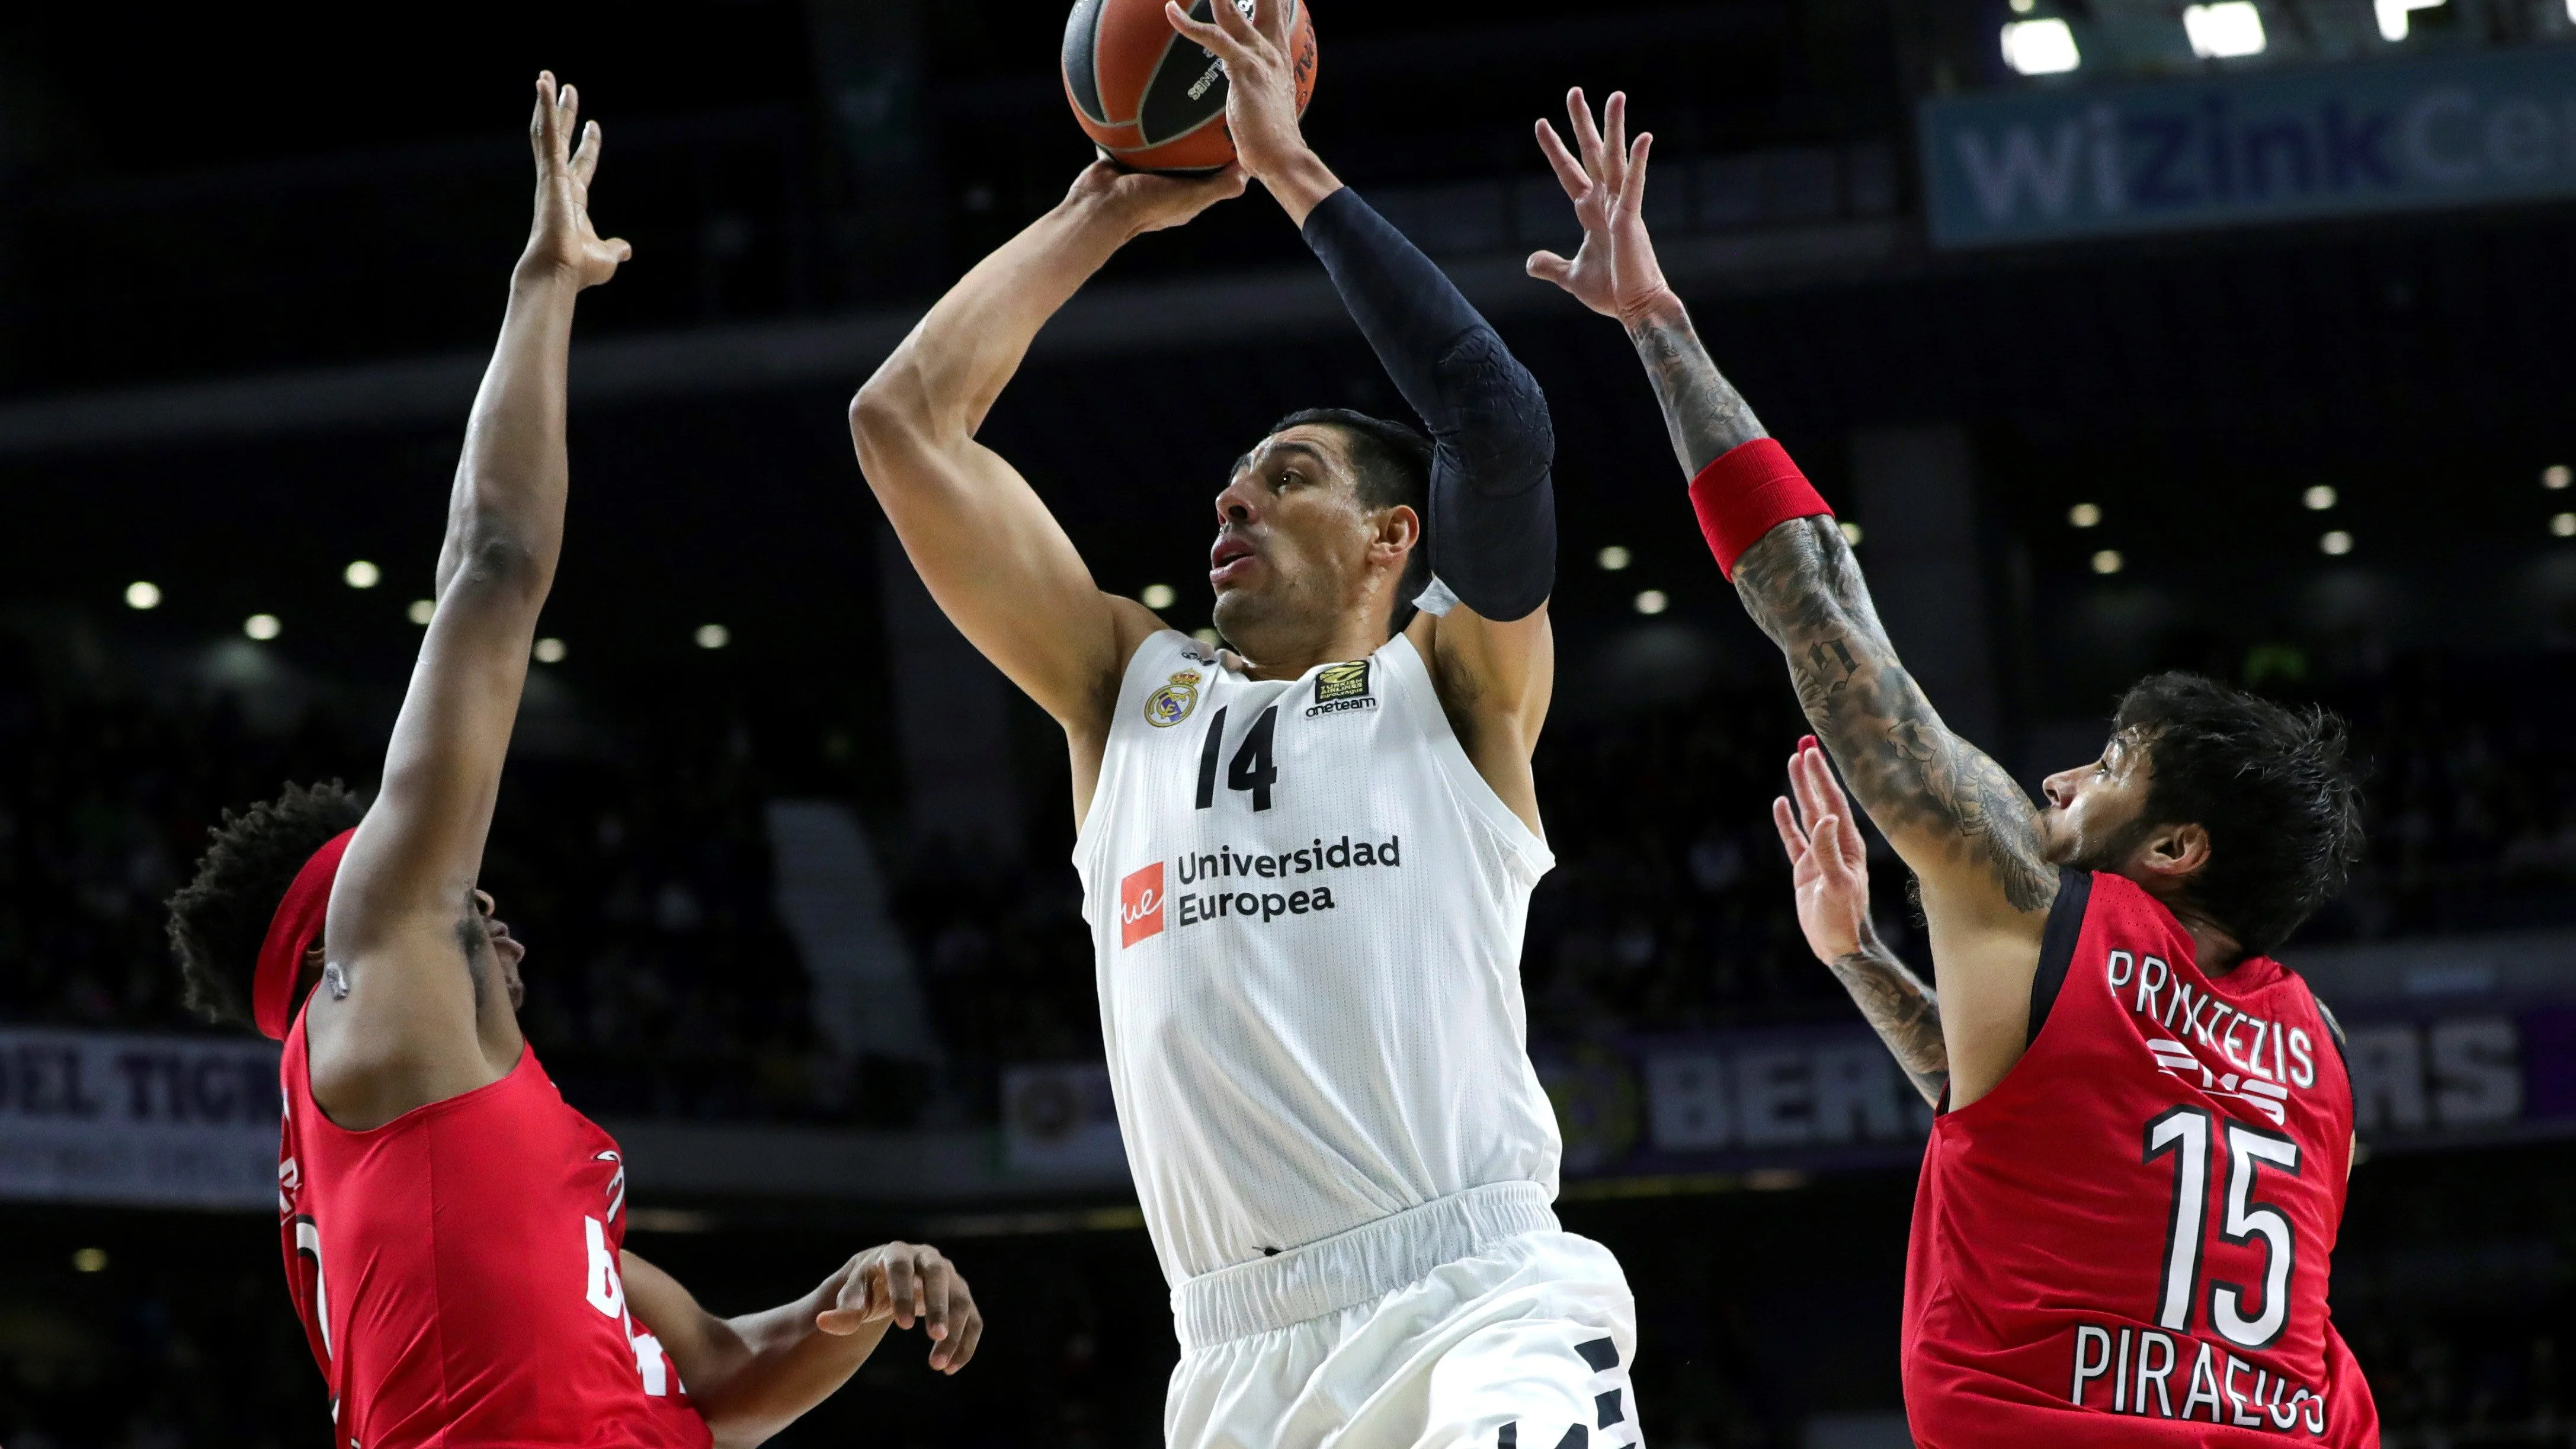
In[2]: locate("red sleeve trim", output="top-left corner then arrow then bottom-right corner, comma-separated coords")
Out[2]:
1686,438 -> 1832,580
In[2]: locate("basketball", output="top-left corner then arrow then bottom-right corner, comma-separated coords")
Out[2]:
1062,0 -> 1318,175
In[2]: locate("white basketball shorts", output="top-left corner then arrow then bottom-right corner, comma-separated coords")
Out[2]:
1163,1182 -> 1643,1449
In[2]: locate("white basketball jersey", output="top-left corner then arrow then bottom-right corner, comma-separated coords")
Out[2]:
1074,630 -> 1562,1286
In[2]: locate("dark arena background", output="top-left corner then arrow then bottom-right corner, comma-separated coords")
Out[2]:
4,2 -> 2575,1445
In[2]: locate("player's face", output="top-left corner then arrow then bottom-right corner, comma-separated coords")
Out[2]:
472,889 -> 527,1012
1207,425 -> 1402,656
2036,730 -> 2157,870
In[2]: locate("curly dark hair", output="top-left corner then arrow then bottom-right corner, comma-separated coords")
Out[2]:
165,781 -> 367,1028
2113,673 -> 2366,959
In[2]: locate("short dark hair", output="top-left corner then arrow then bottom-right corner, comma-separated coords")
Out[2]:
1270,407 -> 1434,629
165,781 -> 367,1028
2113,672 -> 2364,958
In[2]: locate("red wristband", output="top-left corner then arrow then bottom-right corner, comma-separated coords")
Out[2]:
1687,438 -> 1832,579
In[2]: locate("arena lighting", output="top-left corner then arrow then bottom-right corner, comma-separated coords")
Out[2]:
71,1248 -> 107,1274
2545,464 -> 2571,490
695,623 -> 732,650
344,560 -> 381,589
1595,544 -> 1632,571
2304,486 -> 2338,511
1839,521 -> 1865,546
124,581 -> 161,610
245,614 -> 281,641
2552,512 -> 2575,537
2321,530 -> 2354,556
2183,2 -> 2266,58
1193,627 -> 1223,648
2068,502 -> 2103,528
533,637 -> 567,664
1633,589 -> 1670,615
2091,549 -> 2125,575
2001,18 -> 2081,76
1140,583 -> 1178,609
2009,0 -> 2034,11
406,598 -> 435,626
2376,0 -> 2444,41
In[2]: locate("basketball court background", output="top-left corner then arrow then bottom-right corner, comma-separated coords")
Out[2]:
0,4 -> 2571,1445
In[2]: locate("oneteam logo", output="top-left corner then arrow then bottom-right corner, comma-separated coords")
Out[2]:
1120,862 -> 1166,947
1306,659 -> 1376,718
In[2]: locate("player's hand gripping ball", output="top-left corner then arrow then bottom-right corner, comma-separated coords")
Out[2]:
1063,0 -> 1318,175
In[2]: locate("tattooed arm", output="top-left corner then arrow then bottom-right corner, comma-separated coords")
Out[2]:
1776,737 -> 1946,1106
1534,88 -> 2053,1108
1630,306 -> 1765,473
1832,942 -> 1949,1108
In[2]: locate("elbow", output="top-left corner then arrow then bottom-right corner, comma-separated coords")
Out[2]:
849,380 -> 922,479
441,529 -> 553,606
1438,332 -> 1555,491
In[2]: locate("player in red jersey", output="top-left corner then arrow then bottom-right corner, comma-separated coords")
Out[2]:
1533,90 -> 2377,1445
163,76 -> 982,1448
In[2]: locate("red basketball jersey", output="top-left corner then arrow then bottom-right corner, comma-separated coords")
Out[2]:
1903,871 -> 2379,1447
276,1013 -> 712,1449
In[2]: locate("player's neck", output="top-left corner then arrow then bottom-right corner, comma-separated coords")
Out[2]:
2158,892 -> 2247,976
1233,616 -> 1391,682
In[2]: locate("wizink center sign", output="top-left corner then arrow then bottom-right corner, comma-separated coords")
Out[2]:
1920,49 -> 2576,249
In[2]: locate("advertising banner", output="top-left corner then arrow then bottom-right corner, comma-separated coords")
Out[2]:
0,1027 -> 280,1210
1920,49 -> 2576,249
1540,993 -> 2576,1180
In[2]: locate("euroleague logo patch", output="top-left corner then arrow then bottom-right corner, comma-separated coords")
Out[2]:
1306,659 -> 1376,718
1119,861 -> 1165,947
1144,670 -> 1202,728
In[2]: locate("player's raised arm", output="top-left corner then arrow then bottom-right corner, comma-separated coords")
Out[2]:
849,162 -> 1243,744
1774,736 -> 1948,1106
1531,89 -> 2053,1104
623,1242 -> 982,1448
307,75 -> 629,1128
1173,0 -> 1561,812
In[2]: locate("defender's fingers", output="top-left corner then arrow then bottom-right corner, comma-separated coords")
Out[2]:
1790,745 -> 1835,825
944,1308 -> 985,1372
555,84 -> 581,167
1774,796 -> 1811,861
1535,121 -> 1593,199
1566,87 -> 1606,166
918,1256 -> 954,1341
571,119 -> 604,187
532,74 -> 564,168
884,1252 -> 919,1329
1812,814 -> 1851,879
1255,0 -> 1293,47
1619,133 -> 1654,219
1525,251 -> 1576,286
1604,91 -> 1630,174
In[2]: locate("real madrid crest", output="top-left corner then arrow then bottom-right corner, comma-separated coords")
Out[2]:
1145,669 -> 1202,728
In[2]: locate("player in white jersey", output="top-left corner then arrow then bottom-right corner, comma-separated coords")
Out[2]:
849,4 -> 1638,1446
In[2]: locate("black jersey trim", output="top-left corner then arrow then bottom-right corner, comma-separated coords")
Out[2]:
2313,995 -> 2351,1072
2028,868 -> 2094,1047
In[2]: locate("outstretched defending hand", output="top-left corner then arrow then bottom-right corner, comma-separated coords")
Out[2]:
1527,89 -> 1675,328
815,1241 -> 983,1375
1165,0 -> 1338,223
1774,736 -> 1876,966
523,72 -> 631,289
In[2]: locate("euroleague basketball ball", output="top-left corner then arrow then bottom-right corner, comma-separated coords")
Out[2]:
1063,0 -> 1319,175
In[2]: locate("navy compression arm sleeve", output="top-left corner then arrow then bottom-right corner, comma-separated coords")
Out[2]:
1301,187 -> 1557,621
